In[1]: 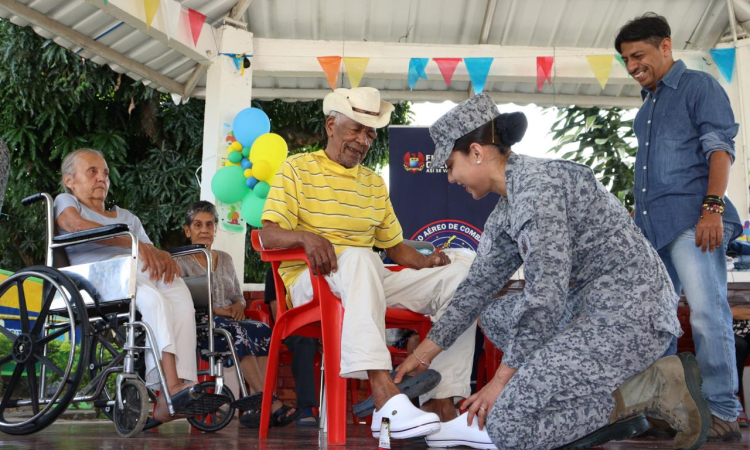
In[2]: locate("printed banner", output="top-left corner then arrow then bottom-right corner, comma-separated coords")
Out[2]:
389,127 -> 497,252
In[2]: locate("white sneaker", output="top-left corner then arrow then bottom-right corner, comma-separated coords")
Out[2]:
371,394 -> 440,439
426,412 -> 498,449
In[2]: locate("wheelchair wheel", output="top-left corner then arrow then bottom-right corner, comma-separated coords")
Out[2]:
113,379 -> 149,437
186,380 -> 236,433
88,322 -> 160,431
0,266 -> 89,435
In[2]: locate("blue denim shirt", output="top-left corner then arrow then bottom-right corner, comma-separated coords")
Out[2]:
633,59 -> 741,251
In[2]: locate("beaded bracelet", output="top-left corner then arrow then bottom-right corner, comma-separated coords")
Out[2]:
701,204 -> 725,215
703,195 -> 725,207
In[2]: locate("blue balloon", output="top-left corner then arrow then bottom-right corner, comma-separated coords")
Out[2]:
233,108 -> 271,148
241,158 -> 252,169
246,176 -> 259,189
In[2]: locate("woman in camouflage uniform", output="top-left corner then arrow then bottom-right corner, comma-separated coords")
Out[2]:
395,93 -> 711,450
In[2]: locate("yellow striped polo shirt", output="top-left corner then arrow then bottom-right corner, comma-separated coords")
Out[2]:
261,150 -> 403,295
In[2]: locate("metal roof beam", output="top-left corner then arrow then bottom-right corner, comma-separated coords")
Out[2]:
230,0 -> 255,20
84,0 -> 217,64
0,0 -> 185,94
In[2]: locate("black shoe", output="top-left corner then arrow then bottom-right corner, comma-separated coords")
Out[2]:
557,414 -> 650,449
352,369 -> 441,417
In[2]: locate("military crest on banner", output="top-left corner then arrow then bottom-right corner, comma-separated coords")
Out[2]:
403,152 -> 425,173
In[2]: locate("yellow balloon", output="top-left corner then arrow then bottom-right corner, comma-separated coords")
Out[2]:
244,168 -> 253,178
251,160 -> 274,181
250,133 -> 288,169
230,141 -> 243,151
224,160 -> 240,167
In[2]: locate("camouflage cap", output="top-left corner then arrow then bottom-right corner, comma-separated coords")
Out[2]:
428,93 -> 500,168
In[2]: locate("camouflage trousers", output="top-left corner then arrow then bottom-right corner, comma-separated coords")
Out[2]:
480,293 -> 673,450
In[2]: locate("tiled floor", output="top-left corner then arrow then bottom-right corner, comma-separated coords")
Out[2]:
0,419 -> 748,450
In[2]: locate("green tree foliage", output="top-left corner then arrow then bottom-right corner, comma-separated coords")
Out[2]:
548,106 -> 637,208
0,19 -> 411,282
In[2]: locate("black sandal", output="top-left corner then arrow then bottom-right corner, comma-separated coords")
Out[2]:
236,392 -> 302,429
271,403 -> 303,427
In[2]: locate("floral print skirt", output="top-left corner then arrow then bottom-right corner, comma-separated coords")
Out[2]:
199,316 -> 272,360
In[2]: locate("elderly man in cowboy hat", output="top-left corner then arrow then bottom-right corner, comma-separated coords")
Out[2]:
259,87 -> 477,440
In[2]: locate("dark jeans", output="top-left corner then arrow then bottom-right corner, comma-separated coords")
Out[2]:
737,334 -> 749,392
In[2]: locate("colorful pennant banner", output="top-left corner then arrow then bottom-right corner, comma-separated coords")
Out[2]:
318,56 -> 343,90
408,58 -> 429,90
464,57 -> 493,95
143,0 -> 161,29
343,57 -> 370,88
536,56 -> 554,91
614,54 -> 627,70
710,48 -> 736,83
188,8 -> 206,46
586,55 -> 614,89
433,58 -> 462,86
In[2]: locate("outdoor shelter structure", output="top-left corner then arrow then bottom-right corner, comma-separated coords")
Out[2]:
1,0 -> 750,276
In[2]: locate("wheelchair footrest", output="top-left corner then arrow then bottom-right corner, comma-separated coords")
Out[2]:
229,392 -> 262,411
171,386 -> 230,416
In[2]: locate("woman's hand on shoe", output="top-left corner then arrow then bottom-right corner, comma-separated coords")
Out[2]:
462,363 -> 517,431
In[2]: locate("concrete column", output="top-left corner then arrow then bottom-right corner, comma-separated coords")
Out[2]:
720,40 -> 750,223
200,25 -> 253,280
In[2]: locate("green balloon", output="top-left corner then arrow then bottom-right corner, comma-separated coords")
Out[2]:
242,147 -> 250,158
241,191 -> 267,228
228,151 -> 242,163
253,181 -> 271,198
211,166 -> 248,203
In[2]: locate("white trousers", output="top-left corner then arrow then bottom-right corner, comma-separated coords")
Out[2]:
134,261 -> 197,387
290,248 -> 476,400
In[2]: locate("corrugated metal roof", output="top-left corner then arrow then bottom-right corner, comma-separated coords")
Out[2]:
0,0 -> 738,105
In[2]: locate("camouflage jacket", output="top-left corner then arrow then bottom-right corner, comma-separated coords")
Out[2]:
428,153 -> 681,369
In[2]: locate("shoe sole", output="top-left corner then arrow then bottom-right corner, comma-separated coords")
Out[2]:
372,420 -> 441,439
426,438 -> 497,449
354,369 -> 442,417
676,352 -> 711,450
557,414 -> 649,449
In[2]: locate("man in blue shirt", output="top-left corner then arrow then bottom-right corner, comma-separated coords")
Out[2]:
616,13 -> 742,442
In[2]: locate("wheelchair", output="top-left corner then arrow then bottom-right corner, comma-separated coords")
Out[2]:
0,193 -> 254,437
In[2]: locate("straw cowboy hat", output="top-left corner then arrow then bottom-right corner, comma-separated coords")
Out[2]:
323,87 -> 395,129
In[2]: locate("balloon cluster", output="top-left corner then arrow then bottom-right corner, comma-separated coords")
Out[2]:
211,107 -> 288,227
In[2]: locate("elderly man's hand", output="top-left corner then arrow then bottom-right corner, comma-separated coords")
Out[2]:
420,250 -> 451,269
156,249 -> 180,284
300,232 -> 338,277
138,242 -> 160,281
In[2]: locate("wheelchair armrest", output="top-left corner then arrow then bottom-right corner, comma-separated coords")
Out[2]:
166,244 -> 207,256
250,230 -> 309,263
52,224 -> 130,244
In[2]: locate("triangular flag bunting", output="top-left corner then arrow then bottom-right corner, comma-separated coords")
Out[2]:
710,48 -> 736,83
433,58 -> 462,86
343,57 -> 370,88
464,57 -> 493,95
408,58 -> 429,90
143,0 -> 161,29
586,55 -> 614,89
536,56 -> 554,91
188,8 -> 206,47
317,56 -> 342,90
614,54 -> 627,70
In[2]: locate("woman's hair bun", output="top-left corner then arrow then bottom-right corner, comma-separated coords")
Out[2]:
494,112 -> 528,147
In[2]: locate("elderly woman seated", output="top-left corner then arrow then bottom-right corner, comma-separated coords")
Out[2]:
54,148 -> 211,423
176,201 -> 301,428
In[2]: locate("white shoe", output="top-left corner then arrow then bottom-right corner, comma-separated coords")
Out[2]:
426,412 -> 498,449
371,394 -> 440,439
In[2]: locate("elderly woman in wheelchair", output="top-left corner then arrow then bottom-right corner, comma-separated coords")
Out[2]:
177,200 -> 302,428
52,148 -> 231,424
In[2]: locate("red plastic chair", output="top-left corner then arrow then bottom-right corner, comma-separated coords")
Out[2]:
251,231 -> 431,445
